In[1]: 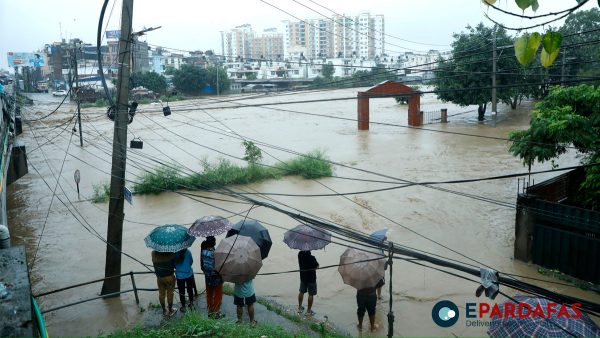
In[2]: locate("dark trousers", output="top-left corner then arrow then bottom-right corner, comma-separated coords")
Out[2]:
177,276 -> 195,306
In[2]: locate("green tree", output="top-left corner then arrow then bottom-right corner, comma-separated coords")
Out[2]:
559,8 -> 600,78
432,23 -> 515,121
509,84 -> 600,209
172,64 -> 207,95
131,71 -> 167,94
246,72 -> 258,80
242,140 -> 263,164
205,66 -> 231,93
322,63 -> 335,80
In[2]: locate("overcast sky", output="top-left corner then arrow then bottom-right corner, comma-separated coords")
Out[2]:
0,0 -> 595,70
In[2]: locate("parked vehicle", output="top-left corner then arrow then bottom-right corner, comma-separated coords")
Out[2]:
52,89 -> 67,97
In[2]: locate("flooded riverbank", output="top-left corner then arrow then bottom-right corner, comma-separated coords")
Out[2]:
8,88 -> 600,336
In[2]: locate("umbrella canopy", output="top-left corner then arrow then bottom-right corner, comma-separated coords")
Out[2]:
370,228 -> 389,255
370,228 -> 388,242
214,235 -> 263,283
188,215 -> 233,237
338,248 -> 386,290
144,224 -> 195,252
283,224 -> 331,251
488,295 -> 600,338
228,220 -> 272,259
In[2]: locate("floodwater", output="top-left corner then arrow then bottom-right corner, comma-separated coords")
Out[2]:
8,88 -> 600,337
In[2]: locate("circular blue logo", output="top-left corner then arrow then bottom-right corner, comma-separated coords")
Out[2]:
432,300 -> 459,327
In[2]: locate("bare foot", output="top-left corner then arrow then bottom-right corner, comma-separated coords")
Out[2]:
251,320 -> 257,328
357,323 -> 363,331
371,323 -> 379,332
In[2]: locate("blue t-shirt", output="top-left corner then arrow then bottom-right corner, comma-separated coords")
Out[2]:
234,279 -> 255,298
174,249 -> 194,279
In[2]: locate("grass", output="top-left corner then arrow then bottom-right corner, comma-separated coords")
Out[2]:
133,150 -> 333,195
107,312 -> 312,338
537,268 -> 600,292
93,182 -> 110,203
221,283 -> 347,337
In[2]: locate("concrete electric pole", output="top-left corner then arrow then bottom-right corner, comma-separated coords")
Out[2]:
101,0 -> 134,296
491,27 -> 497,115
72,39 -> 83,147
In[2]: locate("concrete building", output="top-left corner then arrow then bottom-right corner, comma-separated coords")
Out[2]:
150,49 -> 166,74
283,12 -> 384,60
165,53 -> 184,71
221,24 -> 254,61
132,36 -> 150,73
252,28 -> 284,60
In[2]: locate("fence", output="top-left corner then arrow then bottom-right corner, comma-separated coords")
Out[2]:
514,169 -> 600,284
419,108 -> 478,125
33,271 -> 155,314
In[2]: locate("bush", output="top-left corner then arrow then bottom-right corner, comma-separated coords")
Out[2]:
92,182 -> 110,203
133,151 -> 333,195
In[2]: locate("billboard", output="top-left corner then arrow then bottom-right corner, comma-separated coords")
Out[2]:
105,30 -> 121,39
7,52 -> 45,67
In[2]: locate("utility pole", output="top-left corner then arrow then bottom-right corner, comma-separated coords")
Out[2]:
101,0 -> 134,296
216,59 -> 220,96
73,40 -> 83,147
491,27 -> 497,114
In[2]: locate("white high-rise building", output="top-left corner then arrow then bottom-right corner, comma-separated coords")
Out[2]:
221,24 -> 254,61
283,12 -> 384,60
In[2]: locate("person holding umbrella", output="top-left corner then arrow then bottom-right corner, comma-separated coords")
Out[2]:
297,250 -> 319,316
151,251 -> 178,317
145,224 -> 196,318
338,247 -> 385,333
283,224 -> 331,316
201,236 -> 224,318
356,286 -> 378,332
174,248 -> 195,312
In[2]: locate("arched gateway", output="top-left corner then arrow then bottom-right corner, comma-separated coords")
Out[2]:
357,80 -> 421,130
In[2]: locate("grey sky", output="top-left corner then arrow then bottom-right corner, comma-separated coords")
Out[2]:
0,0 -> 595,70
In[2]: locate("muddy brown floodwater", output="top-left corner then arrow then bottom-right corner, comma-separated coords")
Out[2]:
8,88 -> 600,337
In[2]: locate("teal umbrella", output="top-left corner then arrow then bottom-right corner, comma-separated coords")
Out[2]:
144,224 -> 196,252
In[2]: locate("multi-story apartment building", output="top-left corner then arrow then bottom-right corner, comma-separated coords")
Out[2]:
252,28 -> 284,59
283,12 -> 384,60
221,24 -> 254,60
132,36 -> 150,73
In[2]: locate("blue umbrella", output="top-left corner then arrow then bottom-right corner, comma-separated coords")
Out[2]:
488,295 -> 600,338
370,229 -> 388,242
144,224 -> 196,252
370,228 -> 388,255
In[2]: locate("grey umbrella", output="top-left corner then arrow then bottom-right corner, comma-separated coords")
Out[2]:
283,224 -> 331,251
214,235 -> 263,283
228,220 -> 272,259
338,248 -> 386,290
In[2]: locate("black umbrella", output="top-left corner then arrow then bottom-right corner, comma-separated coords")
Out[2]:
227,220 -> 272,259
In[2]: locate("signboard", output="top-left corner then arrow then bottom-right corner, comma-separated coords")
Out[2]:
7,52 -> 45,67
74,170 -> 81,184
105,30 -> 121,39
124,186 -> 133,205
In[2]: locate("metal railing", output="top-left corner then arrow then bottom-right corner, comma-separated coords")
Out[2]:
33,271 -> 156,314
